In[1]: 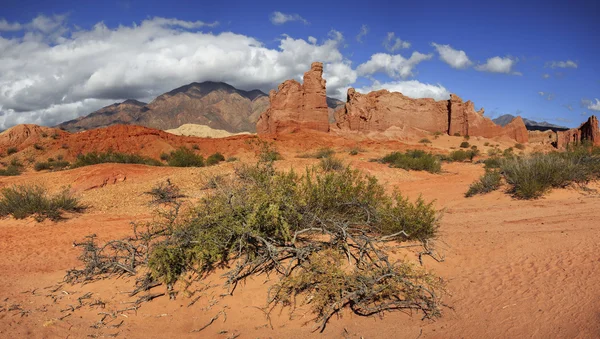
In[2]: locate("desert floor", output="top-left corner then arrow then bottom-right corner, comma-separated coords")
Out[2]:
0,139 -> 599,339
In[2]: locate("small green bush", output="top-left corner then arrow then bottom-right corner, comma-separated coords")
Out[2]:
464,135 -> 470,140
206,152 -> 225,166
160,153 -> 170,161
319,156 -> 344,171
0,165 -> 22,176
465,171 -> 502,197
419,138 -> 432,144
167,147 -> 205,167
381,150 -> 441,173
191,144 -> 200,150
487,147 -> 501,156
446,149 -> 478,162
515,143 -> 525,150
460,141 -> 470,148
484,142 -> 490,147
0,185 -> 85,221
483,157 -> 502,169
34,143 -> 44,150
226,156 -> 238,162
72,151 -> 162,168
7,147 -> 17,155
34,160 -> 70,171
453,132 -> 461,137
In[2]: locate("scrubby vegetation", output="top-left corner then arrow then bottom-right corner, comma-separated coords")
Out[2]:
459,141 -> 470,148
7,147 -> 17,155
34,158 -> 70,171
319,156 -> 344,171
206,152 -> 225,166
66,156 -> 444,330
73,150 -> 163,168
0,185 -> 85,221
419,138 -> 432,144
443,149 -> 478,162
166,147 -> 204,167
298,147 -> 335,159
468,147 -> 600,199
380,150 -> 442,173
515,143 -> 525,150
0,158 -> 24,176
465,171 -> 502,197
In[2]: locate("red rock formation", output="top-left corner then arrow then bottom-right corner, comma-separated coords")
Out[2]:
335,90 -> 528,143
334,89 -> 448,133
256,62 -> 330,134
556,116 -> 600,148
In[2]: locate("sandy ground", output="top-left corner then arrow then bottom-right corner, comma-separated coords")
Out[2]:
0,141 -> 599,338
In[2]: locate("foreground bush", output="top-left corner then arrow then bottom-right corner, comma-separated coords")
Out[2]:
381,150 -> 441,173
465,171 -> 502,197
67,160 -> 443,330
445,149 -> 478,162
72,151 -> 162,168
0,185 -> 85,221
205,152 -> 225,166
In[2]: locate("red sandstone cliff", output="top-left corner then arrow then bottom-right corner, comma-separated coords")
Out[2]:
556,116 -> 600,148
335,90 -> 528,143
256,62 -> 330,134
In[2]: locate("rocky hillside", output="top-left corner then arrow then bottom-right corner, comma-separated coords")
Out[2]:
57,81 -> 345,134
57,82 -> 270,133
493,114 -> 568,132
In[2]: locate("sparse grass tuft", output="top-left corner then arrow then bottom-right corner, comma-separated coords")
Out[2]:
0,185 -> 85,221
145,180 -> 184,205
319,156 -> 344,171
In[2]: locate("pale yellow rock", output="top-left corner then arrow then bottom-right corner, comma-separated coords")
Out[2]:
165,124 -> 252,138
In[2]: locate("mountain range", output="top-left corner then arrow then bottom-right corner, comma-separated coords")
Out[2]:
57,81 -> 344,133
492,114 -> 568,132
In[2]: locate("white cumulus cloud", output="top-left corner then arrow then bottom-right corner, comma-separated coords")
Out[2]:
582,99 -> 600,111
0,19 -> 22,31
356,52 -> 432,79
475,56 -> 520,75
357,80 -> 450,101
431,42 -> 472,69
0,16 -> 360,129
383,32 -> 410,52
546,60 -> 578,69
270,11 -> 309,25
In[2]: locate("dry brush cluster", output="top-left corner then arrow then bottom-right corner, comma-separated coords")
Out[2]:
65,156 -> 445,331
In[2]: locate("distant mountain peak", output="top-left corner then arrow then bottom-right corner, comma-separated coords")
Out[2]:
492,114 -> 568,132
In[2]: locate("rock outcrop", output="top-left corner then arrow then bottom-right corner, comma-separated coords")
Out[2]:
256,62 -> 330,134
556,116 -> 600,148
335,90 -> 528,143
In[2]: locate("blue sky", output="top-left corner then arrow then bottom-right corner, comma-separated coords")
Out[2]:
0,0 -> 598,128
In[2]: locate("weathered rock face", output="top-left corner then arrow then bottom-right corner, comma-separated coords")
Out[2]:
528,130 -> 558,144
556,116 -> 600,148
256,62 -> 330,134
335,91 -> 529,143
333,89 -> 449,133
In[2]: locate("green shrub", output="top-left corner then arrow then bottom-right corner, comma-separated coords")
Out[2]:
226,156 -> 238,162
68,161 -> 443,329
484,142 -> 490,147
160,153 -> 170,161
145,180 -> 184,205
483,157 -> 502,169
419,138 -> 432,144
514,143 -> 525,150
319,156 -> 344,171
206,152 -> 225,166
460,141 -> 470,148
34,143 -> 43,150
167,147 -> 204,167
487,147 -> 501,156
191,144 -> 200,150
464,135 -> 470,140
34,160 -> 70,171
446,149 -> 478,162
0,165 -> 22,176
465,171 -> 502,197
381,150 -> 441,173
503,147 -> 514,157
7,147 -> 17,155
0,185 -> 85,221
72,151 -> 162,168
453,132 -> 461,137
